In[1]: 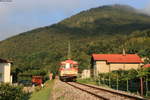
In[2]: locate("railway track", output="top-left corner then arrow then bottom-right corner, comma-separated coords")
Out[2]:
66,82 -> 147,100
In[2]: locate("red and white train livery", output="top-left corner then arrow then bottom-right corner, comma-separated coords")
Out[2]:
59,59 -> 78,81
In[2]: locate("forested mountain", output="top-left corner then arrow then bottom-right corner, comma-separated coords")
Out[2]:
0,4 -> 150,81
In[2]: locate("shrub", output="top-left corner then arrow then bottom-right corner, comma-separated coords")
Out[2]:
0,83 -> 30,100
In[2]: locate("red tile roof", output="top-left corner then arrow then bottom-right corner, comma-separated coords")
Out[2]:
92,54 -> 143,63
143,64 -> 150,68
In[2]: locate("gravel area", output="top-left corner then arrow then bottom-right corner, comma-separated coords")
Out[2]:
52,79 -> 101,100
69,82 -> 129,100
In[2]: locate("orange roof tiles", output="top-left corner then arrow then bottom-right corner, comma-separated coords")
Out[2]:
92,54 -> 143,63
143,64 -> 150,68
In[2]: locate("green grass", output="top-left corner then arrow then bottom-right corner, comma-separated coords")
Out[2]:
77,78 -> 110,89
29,80 -> 54,100
77,78 -> 97,85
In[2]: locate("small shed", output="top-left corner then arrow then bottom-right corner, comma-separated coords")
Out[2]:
81,69 -> 90,79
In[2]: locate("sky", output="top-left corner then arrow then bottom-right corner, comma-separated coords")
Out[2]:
0,0 -> 150,40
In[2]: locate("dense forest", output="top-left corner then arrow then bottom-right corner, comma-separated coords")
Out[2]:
0,4 -> 150,82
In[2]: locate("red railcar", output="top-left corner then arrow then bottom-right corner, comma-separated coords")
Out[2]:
32,76 -> 42,86
59,59 -> 78,81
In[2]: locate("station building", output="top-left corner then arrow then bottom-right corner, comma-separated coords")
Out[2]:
81,69 -> 90,79
0,58 -> 12,83
91,54 -> 143,76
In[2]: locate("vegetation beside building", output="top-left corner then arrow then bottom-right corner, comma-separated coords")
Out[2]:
29,80 -> 54,100
0,83 -> 30,100
79,68 -> 150,98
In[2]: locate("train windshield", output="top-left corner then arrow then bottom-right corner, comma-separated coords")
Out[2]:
60,59 -> 78,69
66,63 -> 70,69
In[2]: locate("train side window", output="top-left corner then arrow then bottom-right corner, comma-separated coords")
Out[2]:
71,64 -> 73,68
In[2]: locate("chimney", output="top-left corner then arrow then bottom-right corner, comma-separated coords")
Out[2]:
123,48 -> 126,56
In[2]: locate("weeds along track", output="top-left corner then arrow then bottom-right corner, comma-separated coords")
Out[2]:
66,82 -> 147,100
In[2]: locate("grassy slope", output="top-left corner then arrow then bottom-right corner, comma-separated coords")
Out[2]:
30,80 -> 54,100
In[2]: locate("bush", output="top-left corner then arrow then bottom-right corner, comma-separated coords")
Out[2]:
0,83 -> 30,100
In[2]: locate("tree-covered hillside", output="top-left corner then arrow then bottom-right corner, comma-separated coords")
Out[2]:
0,4 -> 150,82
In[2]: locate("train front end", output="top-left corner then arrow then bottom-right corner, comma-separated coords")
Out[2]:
59,59 -> 78,81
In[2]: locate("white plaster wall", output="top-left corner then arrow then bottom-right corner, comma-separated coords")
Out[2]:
95,61 -> 141,74
110,63 -> 140,71
110,64 -> 125,71
0,63 -> 11,83
96,61 -> 109,74
4,63 -> 11,83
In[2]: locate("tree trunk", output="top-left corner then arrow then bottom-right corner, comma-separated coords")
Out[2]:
146,76 -> 148,96
140,77 -> 143,96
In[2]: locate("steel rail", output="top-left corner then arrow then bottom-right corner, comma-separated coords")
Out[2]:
66,82 -> 109,100
66,82 -> 147,100
75,82 -> 147,100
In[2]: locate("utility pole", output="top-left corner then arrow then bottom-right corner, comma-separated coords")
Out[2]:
117,74 -> 119,90
109,64 -> 111,87
127,78 -> 129,92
